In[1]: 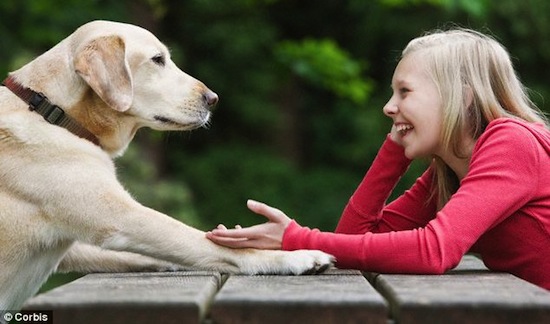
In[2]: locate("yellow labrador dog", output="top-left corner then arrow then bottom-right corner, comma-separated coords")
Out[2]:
0,20 -> 333,311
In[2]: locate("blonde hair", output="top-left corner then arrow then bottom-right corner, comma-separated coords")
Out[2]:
401,28 -> 548,208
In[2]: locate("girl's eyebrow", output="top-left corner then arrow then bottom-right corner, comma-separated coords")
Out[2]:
390,79 -> 410,89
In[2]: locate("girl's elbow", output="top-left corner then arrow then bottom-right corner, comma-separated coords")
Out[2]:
428,255 -> 462,274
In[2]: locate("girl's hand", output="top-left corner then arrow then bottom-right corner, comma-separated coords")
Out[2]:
205,200 -> 291,250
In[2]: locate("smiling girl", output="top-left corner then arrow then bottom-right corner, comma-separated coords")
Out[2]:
206,28 -> 550,290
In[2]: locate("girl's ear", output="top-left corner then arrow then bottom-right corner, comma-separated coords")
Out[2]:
74,36 -> 133,112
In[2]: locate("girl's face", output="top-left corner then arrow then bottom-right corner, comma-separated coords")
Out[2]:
383,52 -> 444,160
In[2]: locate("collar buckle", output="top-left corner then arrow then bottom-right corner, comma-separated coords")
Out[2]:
29,92 -> 46,111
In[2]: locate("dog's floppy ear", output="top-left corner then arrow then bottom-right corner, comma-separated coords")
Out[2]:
74,35 -> 133,112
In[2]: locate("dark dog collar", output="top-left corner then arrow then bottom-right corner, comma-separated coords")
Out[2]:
2,75 -> 100,146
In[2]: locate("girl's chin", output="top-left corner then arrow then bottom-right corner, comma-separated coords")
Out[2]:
404,150 -> 416,160
403,146 -> 425,160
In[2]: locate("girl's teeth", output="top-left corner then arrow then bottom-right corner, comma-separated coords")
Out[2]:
396,124 -> 414,134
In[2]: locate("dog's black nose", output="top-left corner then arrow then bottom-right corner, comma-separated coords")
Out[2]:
204,90 -> 219,108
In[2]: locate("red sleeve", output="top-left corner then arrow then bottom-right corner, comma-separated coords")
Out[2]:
283,122 -> 539,273
336,135 -> 437,234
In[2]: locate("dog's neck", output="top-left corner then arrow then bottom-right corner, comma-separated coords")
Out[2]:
2,75 -> 101,146
68,87 -> 140,156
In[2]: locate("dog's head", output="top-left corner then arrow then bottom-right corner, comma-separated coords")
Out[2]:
72,20 -> 218,133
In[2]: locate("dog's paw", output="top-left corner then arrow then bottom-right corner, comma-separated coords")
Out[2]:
280,250 -> 335,275
240,249 -> 335,275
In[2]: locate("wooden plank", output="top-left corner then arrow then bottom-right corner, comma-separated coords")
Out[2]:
372,256 -> 550,324
210,269 -> 388,324
448,254 -> 488,271
23,271 -> 222,324
364,254 -> 488,283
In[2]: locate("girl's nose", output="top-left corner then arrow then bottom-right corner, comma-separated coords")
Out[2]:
383,98 -> 398,117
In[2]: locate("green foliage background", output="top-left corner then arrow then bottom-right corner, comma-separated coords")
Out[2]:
2,0 -> 549,292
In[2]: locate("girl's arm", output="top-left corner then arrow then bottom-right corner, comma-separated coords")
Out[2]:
335,134 -> 437,235
283,122 -> 539,273
207,121 -> 540,274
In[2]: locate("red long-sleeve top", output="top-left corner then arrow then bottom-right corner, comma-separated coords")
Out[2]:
282,118 -> 550,290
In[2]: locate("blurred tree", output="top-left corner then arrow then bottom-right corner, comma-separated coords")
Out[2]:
275,39 -> 372,105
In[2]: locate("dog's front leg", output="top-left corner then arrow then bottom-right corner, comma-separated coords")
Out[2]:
57,242 -> 185,273
90,204 -> 333,275
37,164 -> 333,275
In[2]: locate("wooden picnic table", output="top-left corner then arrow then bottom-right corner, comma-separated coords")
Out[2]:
23,255 -> 550,324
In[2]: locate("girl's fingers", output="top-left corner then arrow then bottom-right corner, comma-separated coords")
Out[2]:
209,224 -> 263,239
207,235 -> 248,248
247,199 -> 285,222
206,200 -> 288,250
213,224 -> 241,231
207,233 -> 276,250
206,231 -> 265,249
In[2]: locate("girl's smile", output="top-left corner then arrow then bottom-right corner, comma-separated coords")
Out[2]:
395,123 -> 414,136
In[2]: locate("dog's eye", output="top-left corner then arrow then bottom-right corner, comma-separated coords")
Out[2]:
151,54 -> 165,66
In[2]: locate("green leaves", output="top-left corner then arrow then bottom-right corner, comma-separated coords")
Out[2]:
275,39 -> 372,105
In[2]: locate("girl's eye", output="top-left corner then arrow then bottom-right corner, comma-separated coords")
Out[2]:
151,54 -> 165,66
399,88 -> 410,96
